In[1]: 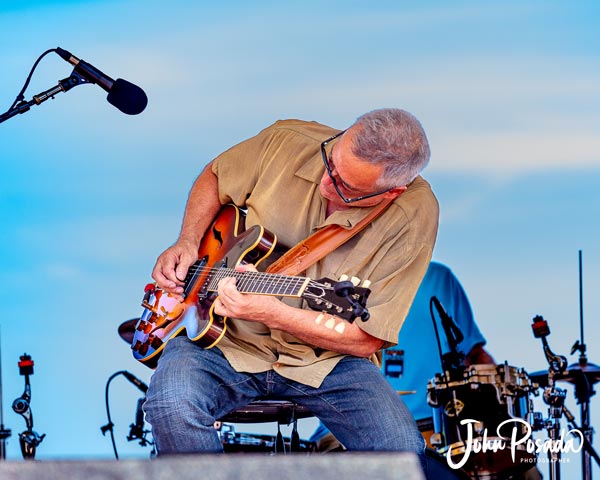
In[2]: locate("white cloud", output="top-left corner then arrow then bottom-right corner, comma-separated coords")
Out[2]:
432,131 -> 600,174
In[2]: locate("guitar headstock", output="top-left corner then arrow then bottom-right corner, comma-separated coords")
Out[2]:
303,275 -> 371,323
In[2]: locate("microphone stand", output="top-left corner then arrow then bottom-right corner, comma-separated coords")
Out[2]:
0,73 -> 87,124
126,396 -> 153,451
0,328 -> 12,460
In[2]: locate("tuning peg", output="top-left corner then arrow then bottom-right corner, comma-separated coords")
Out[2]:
361,279 -> 371,289
350,276 -> 360,286
339,274 -> 349,281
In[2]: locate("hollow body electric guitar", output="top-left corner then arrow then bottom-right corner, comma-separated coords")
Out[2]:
131,204 -> 371,368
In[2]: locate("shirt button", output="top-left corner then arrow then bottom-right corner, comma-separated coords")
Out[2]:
273,362 -> 281,368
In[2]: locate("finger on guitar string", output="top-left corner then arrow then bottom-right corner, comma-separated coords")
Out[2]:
213,297 -> 227,316
217,276 -> 239,299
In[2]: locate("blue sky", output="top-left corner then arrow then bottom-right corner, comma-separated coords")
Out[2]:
0,0 -> 598,475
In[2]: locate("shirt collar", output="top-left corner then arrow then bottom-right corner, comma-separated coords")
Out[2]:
294,154 -> 389,230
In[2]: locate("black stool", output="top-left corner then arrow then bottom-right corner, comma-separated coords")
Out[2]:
218,400 -> 314,454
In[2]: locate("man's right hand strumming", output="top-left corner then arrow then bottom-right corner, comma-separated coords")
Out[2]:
151,238 -> 199,301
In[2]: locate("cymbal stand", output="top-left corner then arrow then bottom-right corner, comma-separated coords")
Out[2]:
570,249 -> 597,480
562,404 -> 600,470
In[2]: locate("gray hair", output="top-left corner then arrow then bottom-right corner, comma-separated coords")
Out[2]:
350,108 -> 430,188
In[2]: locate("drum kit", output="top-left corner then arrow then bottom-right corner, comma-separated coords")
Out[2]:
420,304 -> 600,480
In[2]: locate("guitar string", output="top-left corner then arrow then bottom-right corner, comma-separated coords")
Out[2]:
176,265 -> 328,296
185,263 -> 305,279
183,264 -> 353,291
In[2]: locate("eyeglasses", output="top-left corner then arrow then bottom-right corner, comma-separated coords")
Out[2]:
320,130 -> 397,203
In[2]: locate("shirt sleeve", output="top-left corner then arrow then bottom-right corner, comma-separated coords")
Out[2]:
211,123 -> 280,206
344,184 -> 439,347
356,243 -> 434,347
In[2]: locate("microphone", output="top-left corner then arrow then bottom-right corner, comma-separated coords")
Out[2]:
122,371 -> 149,394
432,296 -> 464,344
55,47 -> 148,115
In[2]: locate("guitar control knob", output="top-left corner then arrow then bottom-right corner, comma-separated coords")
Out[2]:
350,276 -> 360,286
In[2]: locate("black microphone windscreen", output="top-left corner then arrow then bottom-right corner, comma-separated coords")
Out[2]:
107,78 -> 148,115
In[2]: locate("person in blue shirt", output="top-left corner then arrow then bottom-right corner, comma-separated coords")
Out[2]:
384,260 -> 494,422
310,261 -> 494,449
310,261 -> 543,480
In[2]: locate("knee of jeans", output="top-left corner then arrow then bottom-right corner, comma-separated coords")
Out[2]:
144,368 -> 215,428
144,390 -> 216,430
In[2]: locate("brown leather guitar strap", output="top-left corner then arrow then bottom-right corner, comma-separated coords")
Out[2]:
266,197 -> 395,276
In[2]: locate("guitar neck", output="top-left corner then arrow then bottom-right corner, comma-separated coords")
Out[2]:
204,268 -> 310,297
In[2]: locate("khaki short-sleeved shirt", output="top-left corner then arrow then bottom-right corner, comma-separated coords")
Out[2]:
211,119 -> 439,388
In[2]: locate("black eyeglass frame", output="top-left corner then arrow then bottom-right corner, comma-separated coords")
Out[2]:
320,130 -> 397,203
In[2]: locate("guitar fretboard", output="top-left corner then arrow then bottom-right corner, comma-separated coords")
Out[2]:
204,268 -> 310,297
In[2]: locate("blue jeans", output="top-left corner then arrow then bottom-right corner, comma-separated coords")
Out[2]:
144,336 -> 426,469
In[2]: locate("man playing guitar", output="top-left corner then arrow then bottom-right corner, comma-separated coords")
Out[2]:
144,108 -> 438,475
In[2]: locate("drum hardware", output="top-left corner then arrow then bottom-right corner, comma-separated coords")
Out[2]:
11,354 -> 45,460
572,250 -> 598,480
444,398 -> 465,417
427,363 -> 538,479
531,305 -> 600,480
560,402 -> 600,470
217,423 -> 315,454
541,373 -> 568,480
383,349 -> 404,378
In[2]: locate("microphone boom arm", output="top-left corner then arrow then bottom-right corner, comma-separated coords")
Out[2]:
0,74 -> 86,124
